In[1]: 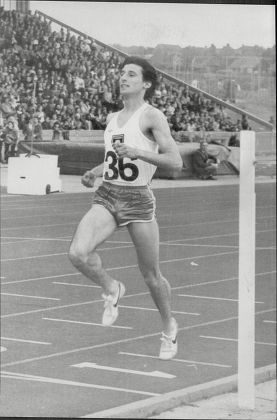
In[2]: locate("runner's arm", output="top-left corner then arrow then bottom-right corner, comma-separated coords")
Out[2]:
140,108 -> 183,170
86,112 -> 116,177
114,108 -> 183,171
81,112 -> 116,186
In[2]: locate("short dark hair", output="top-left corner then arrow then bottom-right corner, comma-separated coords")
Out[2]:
120,56 -> 157,99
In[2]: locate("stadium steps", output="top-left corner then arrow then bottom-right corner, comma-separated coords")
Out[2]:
218,160 -> 239,175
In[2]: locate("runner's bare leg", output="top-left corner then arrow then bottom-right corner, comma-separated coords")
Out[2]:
128,219 -> 176,336
69,205 -> 119,295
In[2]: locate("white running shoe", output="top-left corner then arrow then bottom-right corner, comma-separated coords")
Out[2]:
102,282 -> 126,326
159,319 -> 178,360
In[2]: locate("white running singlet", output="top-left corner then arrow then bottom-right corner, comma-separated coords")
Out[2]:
103,103 -> 158,186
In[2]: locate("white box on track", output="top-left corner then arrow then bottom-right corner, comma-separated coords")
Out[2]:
7,154 -> 62,195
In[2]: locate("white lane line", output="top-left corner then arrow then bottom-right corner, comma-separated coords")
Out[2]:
0,371 -> 159,396
1,253 -> 68,262
2,235 -> 72,240
0,197 -> 84,206
1,293 -> 60,301
1,236 -> 71,243
53,282 -> 100,288
165,228 -> 275,244
3,238 -> 275,265
1,222 -> 76,231
172,271 -> 275,291
1,297 -> 119,319
1,244 -> 134,262
263,320 -> 276,324
1,240 -> 38,245
106,240 -> 133,244
1,221 -> 272,262
1,195 -> 273,208
178,294 -> 264,304
165,243 -> 275,251
160,213 -> 275,222
1,238 -> 132,246
72,362 -> 175,379
160,222 -> 274,230
158,204 -> 275,216
1,337 -> 51,345
1,307 -> 275,368
161,242 -> 239,249
120,305 -> 199,316
0,213 -> 273,237
1,194 -> 89,204
1,249 -> 238,264
2,268 -> 275,287
161,214 -> 275,229
1,227 -> 274,262
1,271 -> 275,319
174,277 -> 239,291
119,352 -> 231,368
200,335 -> 276,346
1,210 -> 83,220
2,272 -> 81,285
43,317 -> 132,330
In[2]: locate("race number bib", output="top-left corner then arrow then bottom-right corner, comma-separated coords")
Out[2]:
104,134 -> 139,182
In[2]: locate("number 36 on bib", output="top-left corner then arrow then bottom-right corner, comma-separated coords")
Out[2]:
104,150 -> 139,181
104,135 -> 139,182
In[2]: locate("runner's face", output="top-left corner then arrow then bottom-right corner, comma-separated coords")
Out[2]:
120,64 -> 146,96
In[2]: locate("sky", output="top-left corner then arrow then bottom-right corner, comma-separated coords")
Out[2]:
30,1 -> 275,49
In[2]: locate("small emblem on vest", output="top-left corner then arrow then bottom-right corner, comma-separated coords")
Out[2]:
112,134 -> 124,144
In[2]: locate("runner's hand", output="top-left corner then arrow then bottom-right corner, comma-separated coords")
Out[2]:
113,142 -> 138,159
81,171 -> 96,188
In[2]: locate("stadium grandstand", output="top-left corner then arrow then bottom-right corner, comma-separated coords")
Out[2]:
0,1 -> 275,176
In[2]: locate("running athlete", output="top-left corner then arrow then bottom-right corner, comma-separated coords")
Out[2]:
69,56 -> 183,360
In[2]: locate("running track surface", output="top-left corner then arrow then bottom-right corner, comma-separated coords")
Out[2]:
0,183 -> 276,417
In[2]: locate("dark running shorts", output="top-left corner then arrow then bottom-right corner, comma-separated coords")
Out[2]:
92,181 -> 156,226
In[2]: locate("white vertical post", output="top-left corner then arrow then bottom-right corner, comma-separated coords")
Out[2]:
238,130 -> 256,409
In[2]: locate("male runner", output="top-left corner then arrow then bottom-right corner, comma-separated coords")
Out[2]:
69,56 -> 183,360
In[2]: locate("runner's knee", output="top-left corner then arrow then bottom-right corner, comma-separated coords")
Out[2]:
68,243 -> 101,273
140,266 -> 161,287
68,243 -> 87,267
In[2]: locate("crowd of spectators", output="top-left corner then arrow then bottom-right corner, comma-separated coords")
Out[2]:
0,7 -> 245,149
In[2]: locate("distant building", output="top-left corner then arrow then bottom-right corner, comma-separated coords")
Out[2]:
0,0 -> 29,12
230,57 -> 260,74
191,56 -> 221,74
150,44 -> 183,71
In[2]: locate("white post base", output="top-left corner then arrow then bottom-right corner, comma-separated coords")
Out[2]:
7,154 -> 62,195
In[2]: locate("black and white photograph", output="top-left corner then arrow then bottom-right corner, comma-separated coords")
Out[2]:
0,1 -> 275,418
